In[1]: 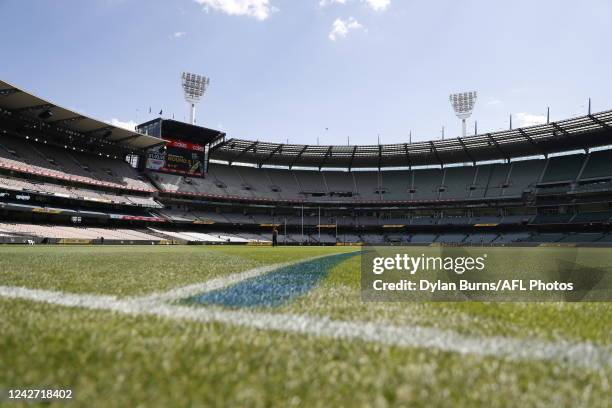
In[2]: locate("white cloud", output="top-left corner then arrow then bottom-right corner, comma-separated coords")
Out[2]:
319,0 -> 390,11
486,98 -> 502,106
319,0 -> 347,6
363,0 -> 390,11
514,112 -> 547,127
170,31 -> 187,39
329,17 -> 363,41
109,118 -> 138,131
194,0 -> 276,20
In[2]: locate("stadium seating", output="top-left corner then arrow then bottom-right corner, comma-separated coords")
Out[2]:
464,233 -> 499,244
236,166 -> 278,199
493,232 -> 531,243
484,164 -> 511,198
438,216 -> 471,226
150,229 -> 270,243
0,223 -> 162,241
522,233 -> 566,243
0,175 -> 161,207
324,171 -> 356,196
409,234 -> 438,243
295,170 -> 326,194
440,166 -> 475,200
149,152 -> 612,205
597,233 -> 612,243
471,216 -> 502,225
558,233 -> 603,243
541,154 -> 585,183
504,159 -> 545,196
2,114 -> 612,246
580,149 -> 612,180
500,215 -> 532,224
436,233 -> 467,243
412,169 -> 442,200
0,135 -> 155,192
575,179 -> 612,193
380,170 -> 411,200
571,211 -> 612,223
532,214 -> 574,225
353,171 -> 381,201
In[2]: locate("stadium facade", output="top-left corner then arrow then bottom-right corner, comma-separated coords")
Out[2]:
1,79 -> 612,246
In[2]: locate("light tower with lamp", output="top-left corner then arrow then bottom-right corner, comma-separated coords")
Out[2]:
449,91 -> 477,137
181,72 -> 210,125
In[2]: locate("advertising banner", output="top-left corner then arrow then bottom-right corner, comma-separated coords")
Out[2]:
145,139 -> 206,176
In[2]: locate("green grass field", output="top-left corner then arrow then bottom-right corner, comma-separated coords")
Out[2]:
0,245 -> 610,407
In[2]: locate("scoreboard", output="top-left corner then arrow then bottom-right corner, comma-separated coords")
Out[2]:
146,140 -> 206,176
138,118 -> 225,178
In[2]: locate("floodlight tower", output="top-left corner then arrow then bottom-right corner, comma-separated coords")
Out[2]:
181,72 -> 210,125
449,91 -> 477,137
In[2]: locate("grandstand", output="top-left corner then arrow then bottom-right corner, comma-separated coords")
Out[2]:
1,79 -> 612,246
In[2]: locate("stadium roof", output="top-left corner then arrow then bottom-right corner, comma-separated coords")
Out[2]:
137,118 -> 225,145
0,80 -> 163,151
211,110 -> 612,169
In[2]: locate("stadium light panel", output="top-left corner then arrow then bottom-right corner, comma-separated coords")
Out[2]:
181,72 -> 210,125
449,91 -> 477,137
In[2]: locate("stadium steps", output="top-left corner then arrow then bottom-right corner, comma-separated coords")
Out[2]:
538,158 -> 550,183
438,169 -> 447,201
263,169 -> 283,200
467,166 -> 480,199
350,172 -> 358,196
321,172 -> 331,196
573,153 -> 591,191
482,166 -> 494,197
66,151 -> 93,175
291,171 -> 304,196
233,167 -> 255,198
29,144 -> 63,171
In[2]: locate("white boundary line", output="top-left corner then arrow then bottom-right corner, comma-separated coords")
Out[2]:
1,283 -> 610,370
137,263 -> 296,303
136,253 -> 345,303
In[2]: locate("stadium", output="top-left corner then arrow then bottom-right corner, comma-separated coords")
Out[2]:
1,79 -> 612,246
1,1 -> 612,404
1,77 -> 611,406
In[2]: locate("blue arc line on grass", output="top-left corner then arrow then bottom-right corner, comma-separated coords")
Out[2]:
185,252 -> 358,308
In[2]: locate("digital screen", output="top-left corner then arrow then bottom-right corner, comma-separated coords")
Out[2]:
146,139 -> 206,176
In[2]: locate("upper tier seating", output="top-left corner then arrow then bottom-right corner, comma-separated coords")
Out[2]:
580,149 -> 612,180
149,151 -> 612,203
412,169 -> 443,200
504,159 -> 546,196
0,135 -> 155,192
353,171 -> 381,200
380,170 -> 410,200
484,164 -> 511,198
541,153 -> 585,183
324,171 -> 356,196
440,166 -> 475,200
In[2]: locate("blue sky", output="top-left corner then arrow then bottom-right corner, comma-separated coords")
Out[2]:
1,0 -> 611,145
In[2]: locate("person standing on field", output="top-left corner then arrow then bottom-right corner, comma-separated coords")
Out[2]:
272,227 -> 278,247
